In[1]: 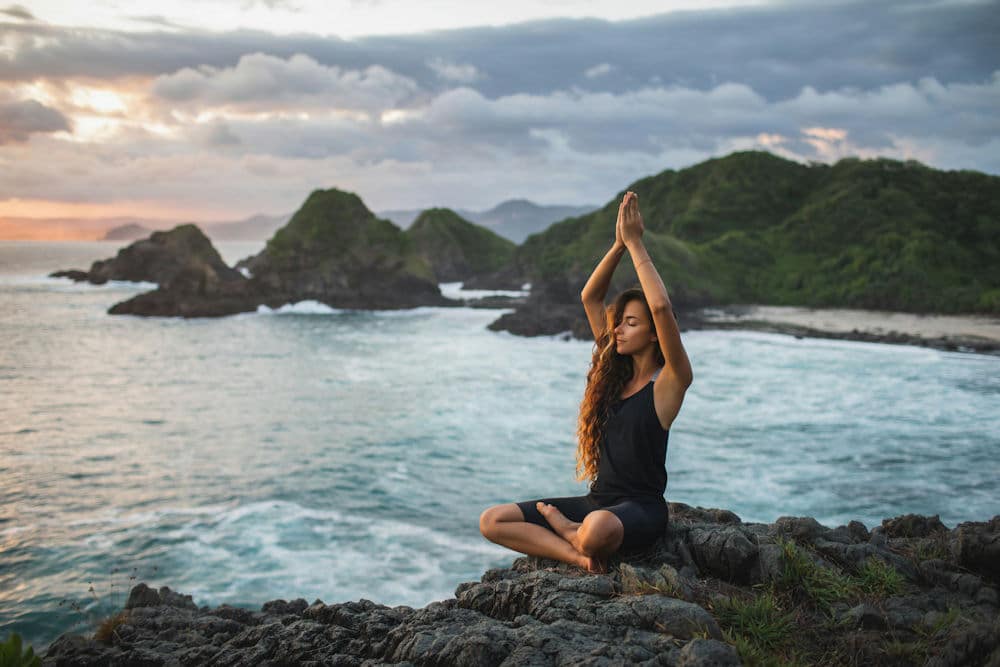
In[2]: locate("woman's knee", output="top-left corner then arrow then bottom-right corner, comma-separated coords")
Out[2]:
479,503 -> 523,539
577,510 -> 624,556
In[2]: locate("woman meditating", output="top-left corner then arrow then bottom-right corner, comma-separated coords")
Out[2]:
479,190 -> 694,573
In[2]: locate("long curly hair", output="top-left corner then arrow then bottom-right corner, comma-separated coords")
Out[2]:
575,287 -> 665,483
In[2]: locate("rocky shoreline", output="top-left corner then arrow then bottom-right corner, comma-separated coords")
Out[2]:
43,506 -> 999,666
677,308 -> 1000,356
473,277 -> 1000,355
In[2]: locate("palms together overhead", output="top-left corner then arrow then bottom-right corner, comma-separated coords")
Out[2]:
617,191 -> 644,245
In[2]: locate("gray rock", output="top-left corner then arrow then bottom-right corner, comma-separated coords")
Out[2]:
750,542 -> 786,584
773,516 -> 827,541
596,595 -> 723,640
845,603 -> 888,630
847,520 -> 870,542
677,638 -> 742,666
881,513 -> 949,538
952,516 -> 1000,582
125,583 -> 162,609
976,587 -> 999,607
926,618 -> 1000,667
882,595 -> 926,630
669,503 -> 743,525
688,526 -> 758,583
556,574 -> 616,597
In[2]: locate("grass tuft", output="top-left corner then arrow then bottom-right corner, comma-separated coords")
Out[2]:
774,538 -> 857,611
714,589 -> 796,652
856,557 -> 905,599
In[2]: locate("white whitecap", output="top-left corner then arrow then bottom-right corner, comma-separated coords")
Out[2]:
256,300 -> 344,315
438,281 -> 529,300
108,280 -> 158,290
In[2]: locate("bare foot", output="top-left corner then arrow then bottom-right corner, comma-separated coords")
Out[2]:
582,554 -> 608,574
536,502 -> 581,544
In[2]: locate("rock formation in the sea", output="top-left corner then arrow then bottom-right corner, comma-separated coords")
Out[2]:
486,276 -> 594,338
403,208 -> 520,286
107,256 -> 259,318
50,224 -> 236,287
234,188 -> 451,310
42,507 -> 1000,666
73,189 -> 458,317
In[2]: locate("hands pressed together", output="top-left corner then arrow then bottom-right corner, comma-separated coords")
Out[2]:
616,191 -> 644,248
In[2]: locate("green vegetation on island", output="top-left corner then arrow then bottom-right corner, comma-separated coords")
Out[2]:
263,188 -> 435,282
404,208 -> 516,282
516,151 -> 1000,314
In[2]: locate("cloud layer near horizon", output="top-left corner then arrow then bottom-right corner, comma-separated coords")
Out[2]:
1,0 -> 999,219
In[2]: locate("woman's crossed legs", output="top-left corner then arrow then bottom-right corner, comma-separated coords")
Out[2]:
479,495 -> 624,574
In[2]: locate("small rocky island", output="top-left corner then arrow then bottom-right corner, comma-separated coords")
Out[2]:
43,507 -> 999,666
49,189 -> 530,317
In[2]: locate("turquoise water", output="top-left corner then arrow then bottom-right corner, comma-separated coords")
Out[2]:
2,241 -> 998,652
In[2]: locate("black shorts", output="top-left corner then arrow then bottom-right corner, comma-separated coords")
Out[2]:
515,493 -> 668,553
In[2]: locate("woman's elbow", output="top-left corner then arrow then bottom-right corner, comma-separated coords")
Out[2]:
649,301 -> 672,314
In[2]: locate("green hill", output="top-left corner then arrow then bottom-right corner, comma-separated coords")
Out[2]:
404,208 -> 516,282
262,188 -> 432,279
242,188 -> 445,308
515,152 -> 1000,314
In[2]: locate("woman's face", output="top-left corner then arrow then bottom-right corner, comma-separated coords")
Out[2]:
614,299 -> 656,356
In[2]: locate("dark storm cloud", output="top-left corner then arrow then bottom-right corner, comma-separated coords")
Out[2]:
0,97 -> 70,143
1,0 -> 997,101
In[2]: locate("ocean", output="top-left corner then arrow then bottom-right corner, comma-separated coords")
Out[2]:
2,240 -> 998,653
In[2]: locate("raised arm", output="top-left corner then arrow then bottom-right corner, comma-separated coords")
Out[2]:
620,193 -> 693,388
580,197 -> 629,341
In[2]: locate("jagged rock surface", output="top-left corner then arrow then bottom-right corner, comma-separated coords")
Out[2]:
43,504 -> 1000,666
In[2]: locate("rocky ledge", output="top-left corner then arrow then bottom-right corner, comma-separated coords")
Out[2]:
44,506 -> 999,666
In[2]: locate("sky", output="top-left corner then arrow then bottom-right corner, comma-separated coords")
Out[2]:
1,0 -> 999,228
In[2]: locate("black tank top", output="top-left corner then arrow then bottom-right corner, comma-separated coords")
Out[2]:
589,369 -> 669,503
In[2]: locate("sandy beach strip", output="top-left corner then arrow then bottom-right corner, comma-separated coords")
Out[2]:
688,304 -> 1000,353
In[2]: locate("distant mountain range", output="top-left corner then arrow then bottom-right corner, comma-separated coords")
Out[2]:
379,199 -> 599,243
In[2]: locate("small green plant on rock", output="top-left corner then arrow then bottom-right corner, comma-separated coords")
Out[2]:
714,589 -> 796,653
0,632 -> 42,667
877,607 -> 966,665
856,556 -> 905,599
775,538 -> 857,612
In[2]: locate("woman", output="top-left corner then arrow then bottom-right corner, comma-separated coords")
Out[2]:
479,191 -> 694,573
